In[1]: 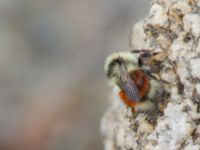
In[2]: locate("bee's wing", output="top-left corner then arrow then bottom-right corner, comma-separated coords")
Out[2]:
119,65 -> 140,102
120,78 -> 140,102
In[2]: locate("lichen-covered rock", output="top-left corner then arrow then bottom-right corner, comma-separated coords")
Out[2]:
183,14 -> 200,37
101,0 -> 200,149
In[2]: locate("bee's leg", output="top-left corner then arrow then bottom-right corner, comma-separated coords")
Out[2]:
140,100 -> 162,124
150,51 -> 168,62
158,91 -> 169,112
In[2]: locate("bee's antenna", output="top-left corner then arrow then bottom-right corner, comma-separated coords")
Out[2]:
131,49 -> 156,54
130,49 -> 141,53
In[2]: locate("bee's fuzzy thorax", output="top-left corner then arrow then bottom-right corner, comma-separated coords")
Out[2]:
104,52 -> 139,84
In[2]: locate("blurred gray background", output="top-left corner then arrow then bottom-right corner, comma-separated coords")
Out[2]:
0,0 -> 149,149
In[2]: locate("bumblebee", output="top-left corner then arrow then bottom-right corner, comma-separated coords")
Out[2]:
104,50 -> 164,112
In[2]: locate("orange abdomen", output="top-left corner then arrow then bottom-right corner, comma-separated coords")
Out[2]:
118,69 -> 150,110
118,91 -> 138,108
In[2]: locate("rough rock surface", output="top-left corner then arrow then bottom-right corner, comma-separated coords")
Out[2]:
101,0 -> 200,150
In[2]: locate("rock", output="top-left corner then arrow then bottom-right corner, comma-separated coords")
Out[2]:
101,0 -> 200,149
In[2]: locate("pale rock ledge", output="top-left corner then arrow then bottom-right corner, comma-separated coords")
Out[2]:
101,0 -> 200,150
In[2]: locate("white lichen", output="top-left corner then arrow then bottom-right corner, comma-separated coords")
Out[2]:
190,58 -> 200,79
130,21 -> 147,49
146,3 -> 169,28
183,13 -> 200,38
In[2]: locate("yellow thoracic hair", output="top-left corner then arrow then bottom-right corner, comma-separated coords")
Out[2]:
104,52 -> 139,84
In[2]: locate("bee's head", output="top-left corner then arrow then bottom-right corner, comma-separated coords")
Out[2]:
104,52 -> 139,84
